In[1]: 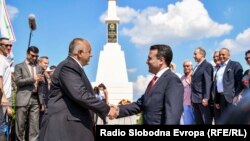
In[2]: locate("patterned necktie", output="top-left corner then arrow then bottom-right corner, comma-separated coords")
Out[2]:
146,75 -> 158,94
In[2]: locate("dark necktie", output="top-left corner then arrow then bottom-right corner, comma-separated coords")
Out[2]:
146,75 -> 158,94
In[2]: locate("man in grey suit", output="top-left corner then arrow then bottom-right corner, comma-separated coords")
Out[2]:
113,44 -> 184,125
39,38 -> 117,141
214,48 -> 243,114
15,46 -> 44,141
191,47 -> 213,124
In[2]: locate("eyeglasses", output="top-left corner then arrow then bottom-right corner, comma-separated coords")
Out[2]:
183,65 -> 191,67
0,43 -> 12,47
245,57 -> 250,60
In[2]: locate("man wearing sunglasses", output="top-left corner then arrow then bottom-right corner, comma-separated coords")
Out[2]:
0,37 -> 13,141
240,50 -> 250,97
15,46 -> 44,141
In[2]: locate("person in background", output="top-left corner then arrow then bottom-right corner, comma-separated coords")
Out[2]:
45,65 -> 56,91
170,62 -> 182,78
218,50 -> 249,124
241,50 -> 250,98
15,46 -> 44,141
211,51 -> 221,124
93,86 -> 104,124
181,60 -> 195,125
98,83 -> 109,104
38,56 -> 50,107
48,65 -> 56,76
214,48 -> 243,120
93,86 -> 102,101
191,47 -> 213,124
0,37 -> 13,141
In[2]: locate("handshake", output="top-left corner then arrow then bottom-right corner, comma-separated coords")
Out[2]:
107,105 -> 119,120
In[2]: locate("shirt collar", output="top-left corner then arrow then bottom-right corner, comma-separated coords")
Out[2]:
70,56 -> 83,67
197,58 -> 205,66
221,59 -> 230,67
25,59 -> 34,66
155,67 -> 169,78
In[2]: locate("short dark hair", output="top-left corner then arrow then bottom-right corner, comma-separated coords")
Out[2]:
150,44 -> 173,66
93,86 -> 100,94
27,46 -> 39,54
197,47 -> 206,57
50,65 -> 56,70
98,83 -> 106,89
245,50 -> 250,56
0,37 -> 9,42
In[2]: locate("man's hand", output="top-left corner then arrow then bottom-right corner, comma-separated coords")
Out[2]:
202,99 -> 208,106
215,104 -> 220,109
1,97 -> 9,106
108,105 -> 119,120
7,106 -> 14,116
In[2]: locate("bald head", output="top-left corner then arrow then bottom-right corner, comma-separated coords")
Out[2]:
68,38 -> 92,66
69,38 -> 91,56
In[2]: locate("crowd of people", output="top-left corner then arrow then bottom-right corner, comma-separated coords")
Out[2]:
0,36 -> 250,141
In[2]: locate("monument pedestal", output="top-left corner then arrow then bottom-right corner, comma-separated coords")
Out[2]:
92,0 -> 135,125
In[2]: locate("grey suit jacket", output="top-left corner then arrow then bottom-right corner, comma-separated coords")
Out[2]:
15,61 -> 44,106
215,60 -> 243,103
191,59 -> 213,103
39,57 -> 110,141
118,69 -> 184,125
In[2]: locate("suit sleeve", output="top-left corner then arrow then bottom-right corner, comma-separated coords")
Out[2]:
59,65 -> 110,119
203,64 -> 213,100
118,95 -> 144,118
164,76 -> 184,124
15,64 -> 35,87
234,62 -> 243,96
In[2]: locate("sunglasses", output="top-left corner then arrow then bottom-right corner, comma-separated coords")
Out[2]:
30,54 -> 39,58
245,57 -> 250,60
0,43 -> 12,47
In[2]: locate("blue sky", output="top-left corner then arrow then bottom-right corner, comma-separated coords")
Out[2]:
5,0 -> 250,99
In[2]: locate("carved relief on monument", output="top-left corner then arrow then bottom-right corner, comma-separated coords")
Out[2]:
108,23 -> 117,43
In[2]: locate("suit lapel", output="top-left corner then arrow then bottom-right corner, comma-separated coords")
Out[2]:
223,60 -> 232,79
23,62 -> 32,77
144,69 -> 170,100
68,57 -> 94,95
192,60 -> 206,80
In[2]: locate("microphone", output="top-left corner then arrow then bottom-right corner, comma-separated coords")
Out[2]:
28,14 -> 37,31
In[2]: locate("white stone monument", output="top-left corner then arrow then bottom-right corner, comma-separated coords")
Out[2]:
91,0 -> 136,125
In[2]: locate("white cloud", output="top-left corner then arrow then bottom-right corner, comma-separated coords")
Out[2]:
100,6 -> 137,24
100,0 -> 232,47
6,5 -> 19,20
133,74 -> 153,99
220,28 -> 250,54
127,68 -> 137,73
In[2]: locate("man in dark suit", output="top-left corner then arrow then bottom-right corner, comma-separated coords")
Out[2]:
214,48 -> 243,114
15,46 -> 44,141
113,44 -> 184,125
39,38 -> 117,141
191,47 -> 213,124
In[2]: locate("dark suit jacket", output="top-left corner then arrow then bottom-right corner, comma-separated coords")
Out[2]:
215,60 -> 243,103
118,69 -> 184,125
15,61 -> 44,106
39,57 -> 110,141
191,59 -> 213,103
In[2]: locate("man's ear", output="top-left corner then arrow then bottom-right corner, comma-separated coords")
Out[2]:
159,56 -> 165,64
